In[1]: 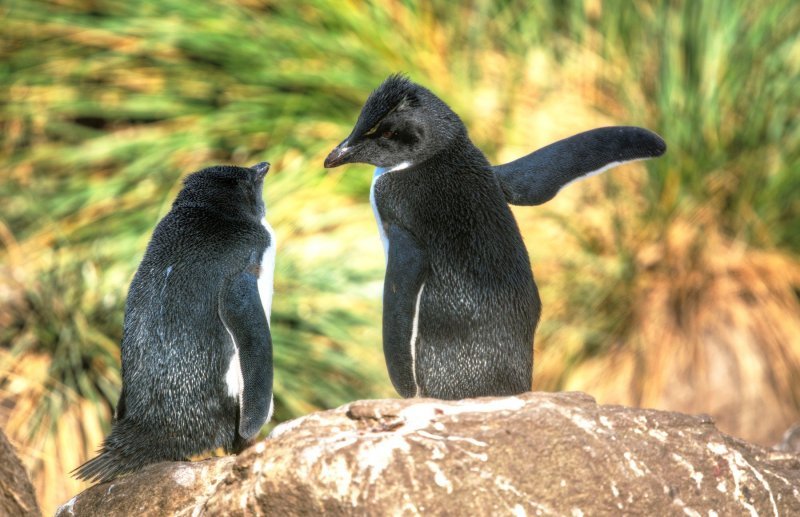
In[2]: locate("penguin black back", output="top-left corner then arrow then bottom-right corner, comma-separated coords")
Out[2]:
326,76 -> 540,399
74,163 -> 275,483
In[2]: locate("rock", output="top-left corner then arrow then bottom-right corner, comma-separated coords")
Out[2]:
58,392 -> 800,516
1,429 -> 41,516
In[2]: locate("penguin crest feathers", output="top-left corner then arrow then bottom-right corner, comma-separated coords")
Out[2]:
356,74 -> 420,137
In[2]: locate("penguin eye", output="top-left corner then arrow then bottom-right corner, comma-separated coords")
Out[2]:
382,130 -> 395,139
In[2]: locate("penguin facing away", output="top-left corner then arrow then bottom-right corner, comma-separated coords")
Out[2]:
74,162 -> 275,483
325,75 -> 541,399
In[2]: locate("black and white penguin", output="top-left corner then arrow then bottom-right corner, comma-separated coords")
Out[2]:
74,162 -> 276,483
324,75 -> 541,399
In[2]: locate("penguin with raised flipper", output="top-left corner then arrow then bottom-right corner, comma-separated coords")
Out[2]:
74,162 -> 275,483
324,75 -> 666,400
325,75 -> 540,399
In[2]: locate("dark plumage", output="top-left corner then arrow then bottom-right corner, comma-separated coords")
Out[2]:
326,77 -> 666,208
325,75 -> 540,399
325,76 -> 666,400
74,163 -> 275,483
493,126 -> 666,205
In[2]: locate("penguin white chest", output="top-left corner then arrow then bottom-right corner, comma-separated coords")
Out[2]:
370,162 -> 411,260
370,168 -> 390,261
258,218 -> 277,326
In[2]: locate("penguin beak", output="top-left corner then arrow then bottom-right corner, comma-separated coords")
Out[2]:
250,161 -> 270,179
323,141 -> 354,168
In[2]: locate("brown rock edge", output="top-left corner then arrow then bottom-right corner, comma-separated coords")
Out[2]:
57,392 -> 800,516
1,429 -> 41,516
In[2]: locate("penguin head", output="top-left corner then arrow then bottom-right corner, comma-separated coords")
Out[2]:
324,74 -> 466,170
176,162 -> 269,219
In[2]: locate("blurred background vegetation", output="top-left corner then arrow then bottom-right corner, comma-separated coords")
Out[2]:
1,0 -> 799,513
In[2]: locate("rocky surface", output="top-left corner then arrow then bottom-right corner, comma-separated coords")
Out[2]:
58,392 -> 800,516
1,429 -> 40,516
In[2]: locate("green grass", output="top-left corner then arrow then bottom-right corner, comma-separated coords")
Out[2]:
536,0 -> 800,350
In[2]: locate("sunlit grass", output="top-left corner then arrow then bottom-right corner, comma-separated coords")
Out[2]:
516,1 -> 800,447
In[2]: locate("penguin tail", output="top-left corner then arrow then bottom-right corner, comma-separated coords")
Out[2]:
72,422 -> 173,484
72,448 -> 125,484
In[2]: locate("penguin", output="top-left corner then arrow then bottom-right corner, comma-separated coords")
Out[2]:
74,162 -> 275,483
324,75 -> 541,399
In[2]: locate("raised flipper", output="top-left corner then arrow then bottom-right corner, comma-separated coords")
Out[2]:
219,266 -> 273,440
383,224 -> 429,398
492,126 -> 666,206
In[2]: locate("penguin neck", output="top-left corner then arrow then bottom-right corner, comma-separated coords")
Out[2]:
174,198 -> 262,222
370,160 -> 415,262
370,168 -> 391,261
375,160 -> 413,176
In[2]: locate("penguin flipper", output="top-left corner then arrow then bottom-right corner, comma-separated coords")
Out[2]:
383,225 -> 428,398
492,126 -> 666,206
219,269 -> 273,440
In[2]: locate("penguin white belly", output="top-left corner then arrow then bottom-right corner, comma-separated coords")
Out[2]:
258,218 -> 276,419
370,168 -> 390,261
258,218 -> 277,326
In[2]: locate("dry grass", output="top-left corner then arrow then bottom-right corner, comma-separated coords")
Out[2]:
1,351 -> 112,508
528,175 -> 800,445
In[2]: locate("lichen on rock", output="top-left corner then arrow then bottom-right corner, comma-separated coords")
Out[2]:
58,392 -> 800,516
